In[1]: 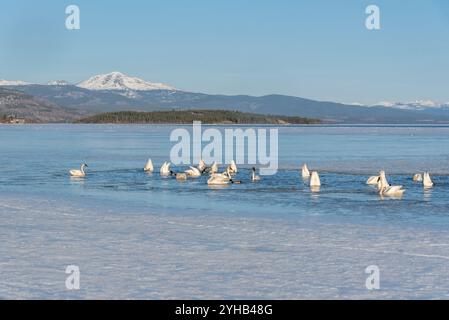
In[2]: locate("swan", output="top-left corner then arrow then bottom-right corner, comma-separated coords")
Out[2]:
185,166 -> 202,178
366,175 -> 380,185
207,167 -> 242,185
423,172 -> 434,188
227,160 -> 238,174
301,164 -> 310,179
160,162 -> 171,176
413,173 -> 423,182
210,167 -> 231,180
208,168 -> 231,185
379,183 -> 405,197
251,167 -> 260,182
171,171 -> 187,181
207,175 -> 231,185
377,171 -> 405,197
378,170 -> 390,187
144,158 -> 154,172
310,171 -> 321,187
70,164 -> 88,178
210,161 -> 219,174
198,159 -> 207,173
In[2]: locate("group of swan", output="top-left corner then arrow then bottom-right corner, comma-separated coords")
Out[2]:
376,170 -> 405,197
366,170 -> 434,196
70,158 -> 244,182
412,172 -> 434,188
302,163 -> 435,197
142,158 -> 254,185
301,164 -> 321,190
70,160 -> 435,197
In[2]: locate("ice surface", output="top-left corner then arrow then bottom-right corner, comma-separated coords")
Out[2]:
1,194 -> 449,299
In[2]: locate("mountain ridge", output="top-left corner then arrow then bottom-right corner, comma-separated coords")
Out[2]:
2,72 -> 449,124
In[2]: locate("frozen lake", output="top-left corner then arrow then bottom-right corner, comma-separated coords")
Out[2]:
1,124 -> 449,299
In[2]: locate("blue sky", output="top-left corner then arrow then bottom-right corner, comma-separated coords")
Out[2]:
0,0 -> 448,104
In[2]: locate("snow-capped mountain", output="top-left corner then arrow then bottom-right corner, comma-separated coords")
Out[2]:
76,71 -> 176,91
47,80 -> 70,86
0,79 -> 32,86
374,100 -> 449,110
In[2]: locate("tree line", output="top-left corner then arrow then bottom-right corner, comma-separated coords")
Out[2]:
76,110 -> 321,125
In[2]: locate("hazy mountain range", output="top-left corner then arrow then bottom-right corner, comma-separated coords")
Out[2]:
2,71 -> 449,123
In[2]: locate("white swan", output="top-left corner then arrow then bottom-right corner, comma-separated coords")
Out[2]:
207,167 -> 243,185
144,158 -> 154,172
160,162 -> 171,176
301,164 -> 310,179
70,164 -> 88,178
366,175 -> 380,185
210,161 -> 219,174
378,170 -> 390,188
210,167 -> 231,179
207,176 -> 231,185
228,160 -> 238,174
377,171 -> 405,197
198,159 -> 207,173
208,168 -> 232,185
251,167 -> 260,182
413,173 -> 423,182
379,184 -> 405,197
310,171 -> 321,187
423,172 -> 434,188
185,166 -> 201,178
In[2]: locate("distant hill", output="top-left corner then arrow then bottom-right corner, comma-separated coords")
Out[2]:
0,88 -> 82,123
76,110 -> 321,124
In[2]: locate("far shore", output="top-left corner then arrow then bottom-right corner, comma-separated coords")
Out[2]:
6,110 -> 449,126
5,123 -> 449,127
